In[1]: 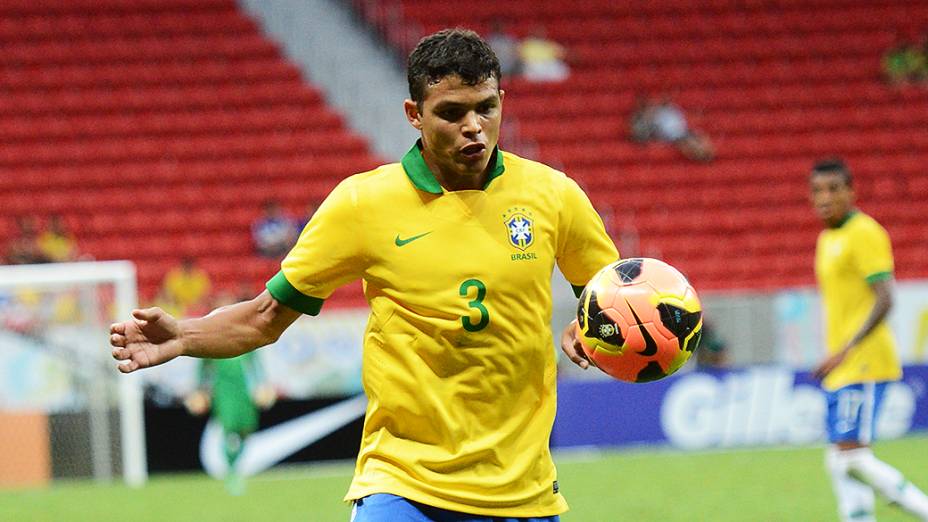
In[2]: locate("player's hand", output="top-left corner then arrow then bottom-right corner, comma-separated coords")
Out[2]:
183,390 -> 211,416
109,307 -> 184,373
560,319 -> 592,369
813,350 -> 848,380
253,385 -> 277,410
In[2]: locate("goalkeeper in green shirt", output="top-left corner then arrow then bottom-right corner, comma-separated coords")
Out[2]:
184,351 -> 275,495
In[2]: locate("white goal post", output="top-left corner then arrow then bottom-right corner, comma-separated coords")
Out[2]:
0,261 -> 146,487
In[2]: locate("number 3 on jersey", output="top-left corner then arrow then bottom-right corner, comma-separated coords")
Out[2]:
459,279 -> 489,332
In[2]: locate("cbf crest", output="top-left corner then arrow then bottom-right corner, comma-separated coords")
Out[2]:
503,207 -> 535,251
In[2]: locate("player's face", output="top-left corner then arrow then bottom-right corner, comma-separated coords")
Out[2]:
810,172 -> 854,227
405,75 -> 503,187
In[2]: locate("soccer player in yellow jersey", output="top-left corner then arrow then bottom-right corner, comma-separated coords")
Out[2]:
810,158 -> 928,522
109,29 -> 617,521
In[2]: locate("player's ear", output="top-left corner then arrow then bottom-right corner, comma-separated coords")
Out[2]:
404,99 -> 423,131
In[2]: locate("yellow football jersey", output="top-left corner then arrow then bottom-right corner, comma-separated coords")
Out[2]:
266,142 -> 618,516
815,211 -> 901,391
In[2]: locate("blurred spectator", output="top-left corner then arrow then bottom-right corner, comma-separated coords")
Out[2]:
5,216 -> 50,265
518,26 -> 569,82
882,34 -> 927,87
486,20 -> 521,77
629,95 -> 715,163
37,215 -> 80,263
152,287 -> 185,319
252,200 -> 298,258
922,30 -> 928,74
161,257 -> 211,317
629,95 -> 656,143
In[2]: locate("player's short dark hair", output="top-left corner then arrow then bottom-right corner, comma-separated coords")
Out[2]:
811,158 -> 853,187
407,28 -> 501,106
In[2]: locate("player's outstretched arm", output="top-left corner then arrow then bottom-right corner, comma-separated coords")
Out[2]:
110,290 -> 301,373
560,319 -> 591,369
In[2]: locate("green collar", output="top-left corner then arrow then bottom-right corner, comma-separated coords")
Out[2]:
831,210 -> 857,229
401,140 -> 505,194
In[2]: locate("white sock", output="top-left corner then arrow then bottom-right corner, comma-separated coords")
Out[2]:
827,447 -> 876,522
843,447 -> 928,520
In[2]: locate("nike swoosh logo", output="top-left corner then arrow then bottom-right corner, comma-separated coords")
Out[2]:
628,301 -> 658,357
199,394 -> 367,478
394,231 -> 432,246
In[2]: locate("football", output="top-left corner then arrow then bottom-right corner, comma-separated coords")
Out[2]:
576,258 -> 703,382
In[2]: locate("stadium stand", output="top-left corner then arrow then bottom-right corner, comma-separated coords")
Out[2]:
359,0 -> 928,290
0,0 -> 381,306
4,0 -> 926,299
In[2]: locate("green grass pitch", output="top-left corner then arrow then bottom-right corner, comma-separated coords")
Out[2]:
3,434 -> 926,522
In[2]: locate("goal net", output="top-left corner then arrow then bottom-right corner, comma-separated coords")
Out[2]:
0,261 -> 146,488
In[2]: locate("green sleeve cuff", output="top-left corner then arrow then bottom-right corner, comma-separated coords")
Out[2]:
571,284 -> 586,298
266,271 -> 325,316
865,271 -> 893,284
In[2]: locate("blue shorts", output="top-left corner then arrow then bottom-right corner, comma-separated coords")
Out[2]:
825,382 -> 888,444
350,494 -> 561,522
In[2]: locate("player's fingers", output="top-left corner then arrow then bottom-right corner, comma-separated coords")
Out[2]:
110,322 -> 126,335
562,342 -> 590,369
110,333 -> 127,347
112,346 -> 131,360
117,360 -> 139,374
559,319 -> 588,368
132,307 -> 160,323
574,340 -> 593,369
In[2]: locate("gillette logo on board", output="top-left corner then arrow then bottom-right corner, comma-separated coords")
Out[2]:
660,367 -> 918,450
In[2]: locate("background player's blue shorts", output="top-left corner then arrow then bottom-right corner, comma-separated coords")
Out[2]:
826,381 -> 889,444
350,494 -> 561,522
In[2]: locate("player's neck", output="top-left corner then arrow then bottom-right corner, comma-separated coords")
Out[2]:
421,150 -> 488,192
827,209 -> 857,229
436,172 -> 487,192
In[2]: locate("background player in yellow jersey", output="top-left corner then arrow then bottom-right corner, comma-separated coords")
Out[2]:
109,29 -> 617,521
810,158 -> 928,522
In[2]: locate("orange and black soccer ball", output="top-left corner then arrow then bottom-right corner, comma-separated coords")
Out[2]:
576,258 -> 703,383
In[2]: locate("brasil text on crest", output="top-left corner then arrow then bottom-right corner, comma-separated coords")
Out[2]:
503,207 -> 538,261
